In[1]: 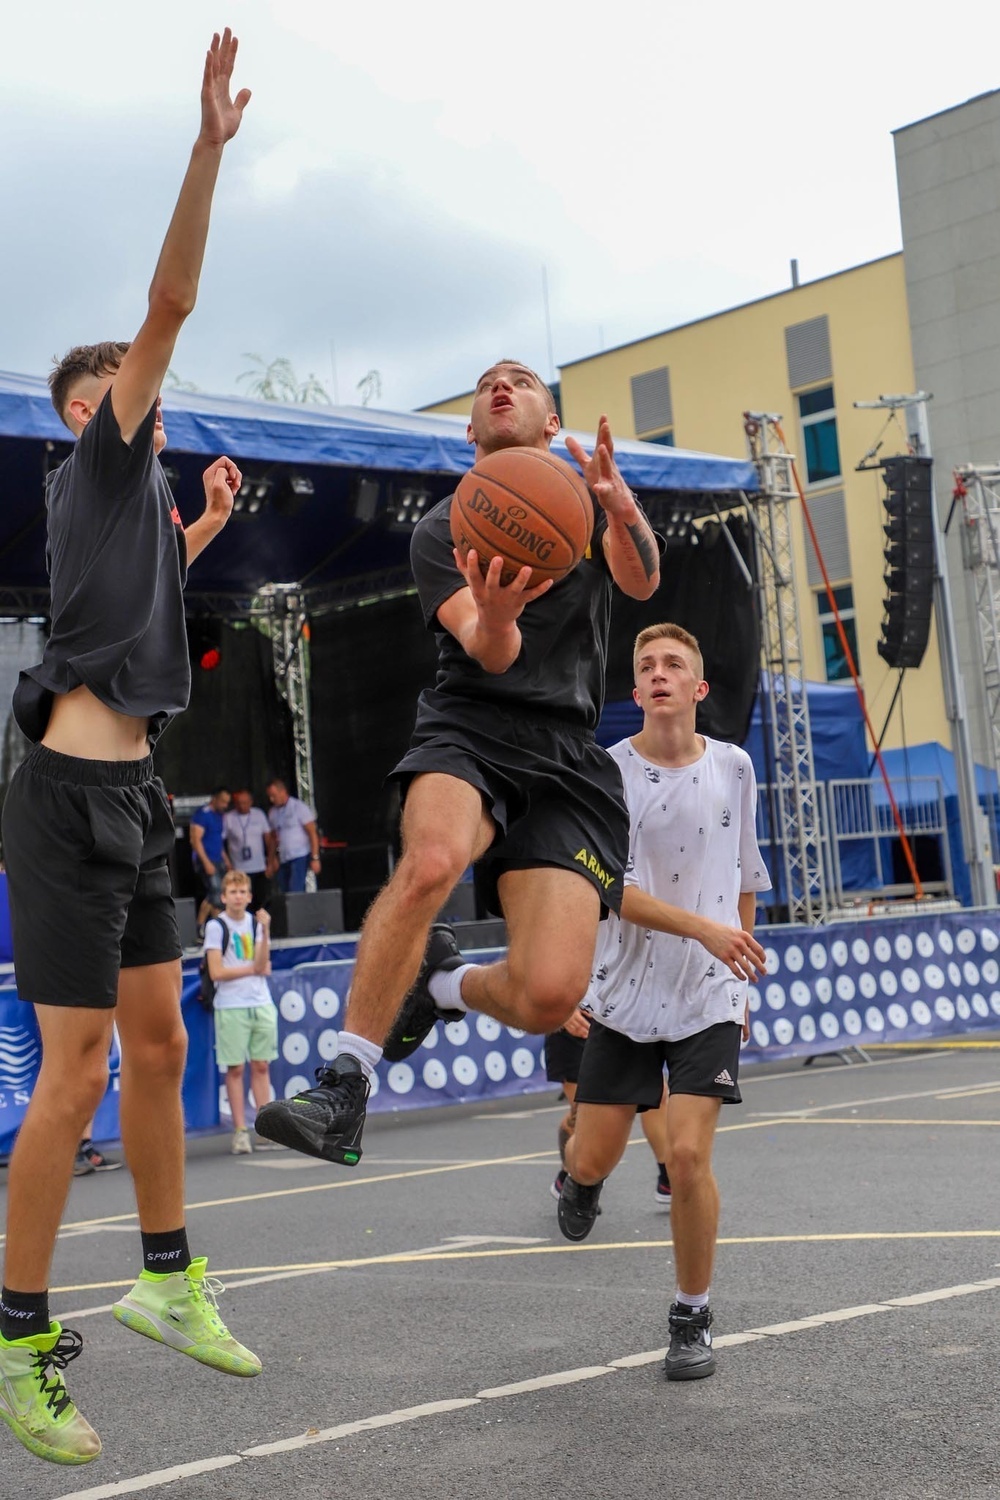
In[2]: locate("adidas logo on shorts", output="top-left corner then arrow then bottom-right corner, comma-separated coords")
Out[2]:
714,1069 -> 735,1086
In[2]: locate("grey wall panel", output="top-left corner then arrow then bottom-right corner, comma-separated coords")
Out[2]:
630,366 -> 673,435
785,316 -> 832,390
803,489 -> 850,587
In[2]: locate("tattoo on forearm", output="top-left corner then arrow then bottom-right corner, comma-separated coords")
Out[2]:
626,520 -> 658,581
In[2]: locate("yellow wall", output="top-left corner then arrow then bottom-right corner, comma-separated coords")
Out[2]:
419,392 -> 474,418
557,255 -> 949,753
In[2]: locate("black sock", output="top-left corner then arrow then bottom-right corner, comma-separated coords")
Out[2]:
657,1162 -> 671,1188
141,1228 -> 191,1275
0,1287 -> 51,1341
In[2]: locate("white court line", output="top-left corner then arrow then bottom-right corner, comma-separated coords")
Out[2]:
49,1273 -> 1000,1500
753,1076 -> 1000,1118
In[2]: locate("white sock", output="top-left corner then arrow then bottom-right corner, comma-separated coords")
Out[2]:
336,1031 -> 383,1080
428,963 -> 473,1012
676,1288 -> 710,1311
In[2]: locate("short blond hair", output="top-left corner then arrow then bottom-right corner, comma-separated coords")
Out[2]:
633,622 -> 704,681
221,870 -> 252,894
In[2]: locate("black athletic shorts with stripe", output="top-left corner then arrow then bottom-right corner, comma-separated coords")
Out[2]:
576,1019 -> 743,1111
390,690 -> 628,917
2,745 -> 182,1008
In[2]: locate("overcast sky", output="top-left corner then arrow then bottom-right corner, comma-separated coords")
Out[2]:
1,1 -> 994,416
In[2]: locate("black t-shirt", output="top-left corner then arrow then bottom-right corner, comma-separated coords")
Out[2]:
13,392 -> 190,748
410,492 -> 614,729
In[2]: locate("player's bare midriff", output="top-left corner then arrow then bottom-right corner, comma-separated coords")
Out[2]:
42,684 -> 150,761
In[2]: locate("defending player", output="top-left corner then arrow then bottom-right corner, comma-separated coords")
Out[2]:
558,623 -> 770,1381
257,363 -> 660,1163
0,32 -> 256,1468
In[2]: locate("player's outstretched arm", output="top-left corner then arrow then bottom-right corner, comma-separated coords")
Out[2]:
186,456 -> 241,563
564,417 -> 660,600
437,549 -> 553,673
621,886 -> 766,983
112,29 -> 251,446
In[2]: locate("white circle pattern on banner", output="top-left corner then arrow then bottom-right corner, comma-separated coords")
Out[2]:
865,1006 -> 885,1031
991,993 -> 1000,1016
748,988 -> 761,1013
444,1019 -> 470,1046
312,987 -> 340,1019
947,962 -> 961,987
835,975 -> 856,1001
859,973 -> 877,999
879,971 -> 898,997
911,1000 -> 932,1026
369,1071 -> 380,1097
900,967 -> 921,993
421,1030 -> 437,1050
923,964 -> 945,989
317,1029 -> 338,1061
282,1032 -> 309,1065
764,947 -> 781,972
843,1009 -> 862,1036
773,1018 -> 794,1045
956,996 -> 971,1020
791,981 -> 811,1007
784,945 -> 804,972
935,996 -> 955,1021
819,1012 -> 840,1038
752,1020 -> 770,1047
973,994 -> 989,1016
873,936 -> 892,963
983,959 -> 1000,985
957,928 -> 976,954
852,939 -> 870,964
422,1059 -> 447,1090
284,1075 -> 309,1098
982,928 -> 999,952
476,1015 -> 502,1041
938,930 -> 954,955
916,932 -> 934,957
452,1056 -> 478,1086
831,939 -> 849,967
887,1003 -> 909,1029
815,977 -> 833,1004
964,962 -> 980,985
894,934 -> 913,959
766,984 -> 786,1011
809,943 -> 827,970
387,1062 -> 415,1094
511,1047 -> 536,1078
507,1028 -> 527,1040
798,1015 -> 816,1043
484,1051 -> 507,1082
279,990 -> 306,1022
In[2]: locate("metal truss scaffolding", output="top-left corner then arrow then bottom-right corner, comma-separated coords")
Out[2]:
251,583 -> 315,811
744,413 -> 828,923
956,464 -> 1000,793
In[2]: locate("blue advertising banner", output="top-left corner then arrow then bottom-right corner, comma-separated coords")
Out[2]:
3,910 -> 1000,1152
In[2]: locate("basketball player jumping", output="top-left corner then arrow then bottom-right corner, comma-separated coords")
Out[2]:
0,31 -> 257,1468
257,362 -> 660,1164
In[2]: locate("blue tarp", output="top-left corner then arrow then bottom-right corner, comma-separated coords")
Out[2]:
0,370 -> 757,493
876,742 -> 999,907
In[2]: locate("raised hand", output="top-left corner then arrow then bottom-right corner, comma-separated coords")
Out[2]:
200,28 -> 252,148
202,455 -> 241,526
564,415 -> 633,519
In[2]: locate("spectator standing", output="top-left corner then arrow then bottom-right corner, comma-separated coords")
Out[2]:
189,787 -> 230,929
265,778 -> 320,893
223,788 -> 273,910
204,871 -> 276,1155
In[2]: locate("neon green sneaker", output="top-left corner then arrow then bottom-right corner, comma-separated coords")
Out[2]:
113,1258 -> 261,1378
0,1323 -> 101,1465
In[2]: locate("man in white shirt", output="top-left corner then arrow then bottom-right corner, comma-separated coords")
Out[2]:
559,622 -> 770,1381
265,778 -> 321,893
223,789 -> 274,910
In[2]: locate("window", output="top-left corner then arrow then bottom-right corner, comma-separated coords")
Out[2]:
798,384 -> 841,486
643,429 -> 675,447
816,585 -> 858,682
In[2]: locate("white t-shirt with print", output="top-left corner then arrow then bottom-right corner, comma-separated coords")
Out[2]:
583,735 -> 771,1044
203,914 -> 273,1010
267,796 -> 316,862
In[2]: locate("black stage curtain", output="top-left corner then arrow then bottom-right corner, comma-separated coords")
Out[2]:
154,621 -> 295,801
309,514 -> 759,853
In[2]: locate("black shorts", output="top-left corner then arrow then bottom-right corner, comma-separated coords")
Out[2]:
391,690 -> 628,915
576,1019 -> 743,1110
2,745 -> 182,1008
544,1029 -> 587,1084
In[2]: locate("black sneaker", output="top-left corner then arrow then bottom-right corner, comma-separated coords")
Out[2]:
663,1302 -> 716,1380
254,1055 -> 369,1166
550,1168 -> 568,1201
77,1141 -> 123,1173
557,1175 -> 605,1241
382,923 -> 466,1062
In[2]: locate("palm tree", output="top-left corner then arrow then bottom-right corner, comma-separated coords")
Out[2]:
237,356 -> 331,404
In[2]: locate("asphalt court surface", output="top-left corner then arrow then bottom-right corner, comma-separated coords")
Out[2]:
4,1042 -> 1000,1499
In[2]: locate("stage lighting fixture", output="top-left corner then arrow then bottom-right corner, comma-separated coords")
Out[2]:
392,486 -> 431,527
233,475 -> 272,516
352,475 -> 381,524
273,473 -> 315,518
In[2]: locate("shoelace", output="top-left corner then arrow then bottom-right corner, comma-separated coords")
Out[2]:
314,1065 -> 370,1100
32,1328 -> 84,1416
188,1272 -> 228,1336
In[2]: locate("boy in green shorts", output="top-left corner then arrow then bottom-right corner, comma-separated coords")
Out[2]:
205,871 -> 277,1154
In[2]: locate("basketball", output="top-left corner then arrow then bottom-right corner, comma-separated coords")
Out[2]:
450,447 -> 594,588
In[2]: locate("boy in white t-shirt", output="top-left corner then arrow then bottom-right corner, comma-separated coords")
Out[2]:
204,871 -> 276,1154
559,623 -> 771,1381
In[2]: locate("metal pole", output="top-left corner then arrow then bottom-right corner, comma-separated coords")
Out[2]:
859,395 -> 995,906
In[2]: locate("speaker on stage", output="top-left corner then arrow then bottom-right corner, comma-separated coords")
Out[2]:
175,897 -> 199,950
269,889 -> 345,937
877,455 -> 935,670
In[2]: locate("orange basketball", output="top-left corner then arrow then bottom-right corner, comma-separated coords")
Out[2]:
450,447 -> 594,588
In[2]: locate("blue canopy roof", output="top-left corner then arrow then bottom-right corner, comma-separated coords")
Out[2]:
0,370 -> 756,601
